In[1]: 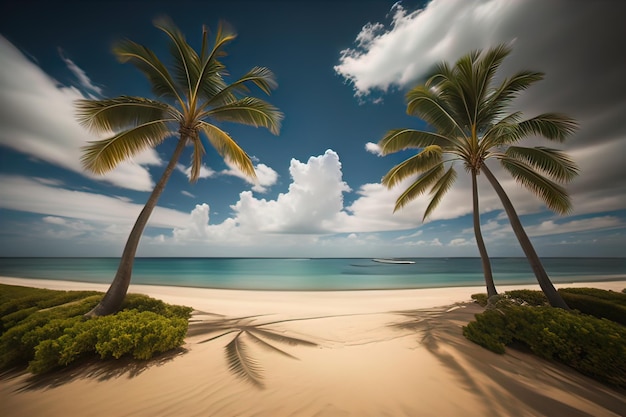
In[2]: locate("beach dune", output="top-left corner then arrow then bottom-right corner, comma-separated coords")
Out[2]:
1,277 -> 625,417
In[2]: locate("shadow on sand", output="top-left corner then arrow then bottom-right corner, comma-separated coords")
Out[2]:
2,347 -> 186,392
186,311 -> 319,389
389,303 -> 626,417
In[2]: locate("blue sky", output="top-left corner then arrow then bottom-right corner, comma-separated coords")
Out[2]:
0,0 -> 625,258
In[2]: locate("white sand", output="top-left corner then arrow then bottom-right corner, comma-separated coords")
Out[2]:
1,276 -> 625,417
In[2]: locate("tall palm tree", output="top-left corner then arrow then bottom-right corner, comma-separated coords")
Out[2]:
378,44 -> 578,308
76,18 -> 283,317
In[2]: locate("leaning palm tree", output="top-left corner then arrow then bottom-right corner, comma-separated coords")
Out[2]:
76,18 -> 282,317
378,44 -> 578,308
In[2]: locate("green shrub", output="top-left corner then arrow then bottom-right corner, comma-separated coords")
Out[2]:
463,301 -> 626,387
0,284 -> 100,323
555,288 -> 626,326
28,310 -> 188,373
504,289 -> 548,306
560,287 -> 626,306
0,285 -> 192,374
470,293 -> 489,307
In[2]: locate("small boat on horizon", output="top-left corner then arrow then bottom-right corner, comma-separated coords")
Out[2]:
372,258 -> 416,264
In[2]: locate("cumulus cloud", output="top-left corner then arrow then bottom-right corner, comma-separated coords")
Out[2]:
220,159 -> 279,193
0,36 -> 162,191
229,150 -> 351,233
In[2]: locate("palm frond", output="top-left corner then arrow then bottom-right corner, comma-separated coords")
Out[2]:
81,121 -> 173,174
113,39 -> 182,104
423,167 -> 457,220
480,112 -> 523,148
225,332 -> 264,388
480,70 -> 543,123
189,133 -> 206,183
505,146 -> 578,183
205,67 -> 278,108
381,146 -> 443,189
198,122 -> 256,179
75,96 -> 175,133
154,17 -> 202,100
205,97 -> 283,135
378,129 -> 455,155
393,163 -> 445,212
516,113 -> 579,143
473,44 -> 513,121
500,158 -> 572,214
406,85 -> 465,137
196,21 -> 238,101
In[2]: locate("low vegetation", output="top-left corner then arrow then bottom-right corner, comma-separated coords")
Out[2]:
465,287 -> 626,387
0,284 -> 192,374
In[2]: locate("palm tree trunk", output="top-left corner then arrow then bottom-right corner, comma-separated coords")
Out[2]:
482,165 -> 569,309
472,170 -> 498,297
85,136 -> 188,317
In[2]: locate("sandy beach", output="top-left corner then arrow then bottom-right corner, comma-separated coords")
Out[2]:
1,276 -> 625,417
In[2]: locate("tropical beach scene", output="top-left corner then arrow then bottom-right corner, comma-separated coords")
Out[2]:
1,1 -> 625,416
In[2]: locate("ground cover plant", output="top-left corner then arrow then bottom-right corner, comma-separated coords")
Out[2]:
464,287 -> 626,387
0,284 -> 192,374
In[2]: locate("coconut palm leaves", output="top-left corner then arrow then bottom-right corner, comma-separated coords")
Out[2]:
378,44 -> 578,307
77,18 -> 282,316
78,18 -> 282,183
188,314 -> 317,388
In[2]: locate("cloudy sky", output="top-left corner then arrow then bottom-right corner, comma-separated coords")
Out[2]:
0,0 -> 624,258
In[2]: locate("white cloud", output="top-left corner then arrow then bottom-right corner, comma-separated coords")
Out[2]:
449,238 -> 472,247
525,216 -> 623,238
365,142 -> 383,156
58,47 -> 103,95
335,0 -> 518,97
0,35 -> 162,191
42,216 -> 68,225
181,190 -> 195,198
176,163 -> 216,180
0,175 -> 189,229
220,159 -> 279,193
229,150 -> 351,233
395,230 -> 423,240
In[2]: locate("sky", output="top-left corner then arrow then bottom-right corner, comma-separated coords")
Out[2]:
0,0 -> 625,258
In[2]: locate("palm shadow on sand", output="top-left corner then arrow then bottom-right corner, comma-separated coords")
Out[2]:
389,303 -> 626,417
187,311 -> 319,389
3,347 -> 185,392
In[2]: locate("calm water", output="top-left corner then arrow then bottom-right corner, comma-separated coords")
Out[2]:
0,257 -> 624,291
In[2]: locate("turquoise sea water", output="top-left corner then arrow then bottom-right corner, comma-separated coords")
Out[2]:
0,257 -> 624,291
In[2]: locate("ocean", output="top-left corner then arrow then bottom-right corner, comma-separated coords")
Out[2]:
0,257 -> 624,291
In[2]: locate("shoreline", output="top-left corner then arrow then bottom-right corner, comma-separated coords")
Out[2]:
1,276 -> 625,314
2,276 -> 626,417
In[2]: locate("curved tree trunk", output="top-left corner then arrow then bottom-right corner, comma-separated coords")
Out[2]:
85,136 -> 188,317
482,165 -> 569,309
472,170 -> 498,297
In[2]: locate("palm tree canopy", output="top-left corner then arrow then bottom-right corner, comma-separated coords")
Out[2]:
76,17 -> 283,182
378,43 -> 578,218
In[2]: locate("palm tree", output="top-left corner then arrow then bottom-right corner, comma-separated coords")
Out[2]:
378,44 -> 578,308
76,18 -> 283,317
